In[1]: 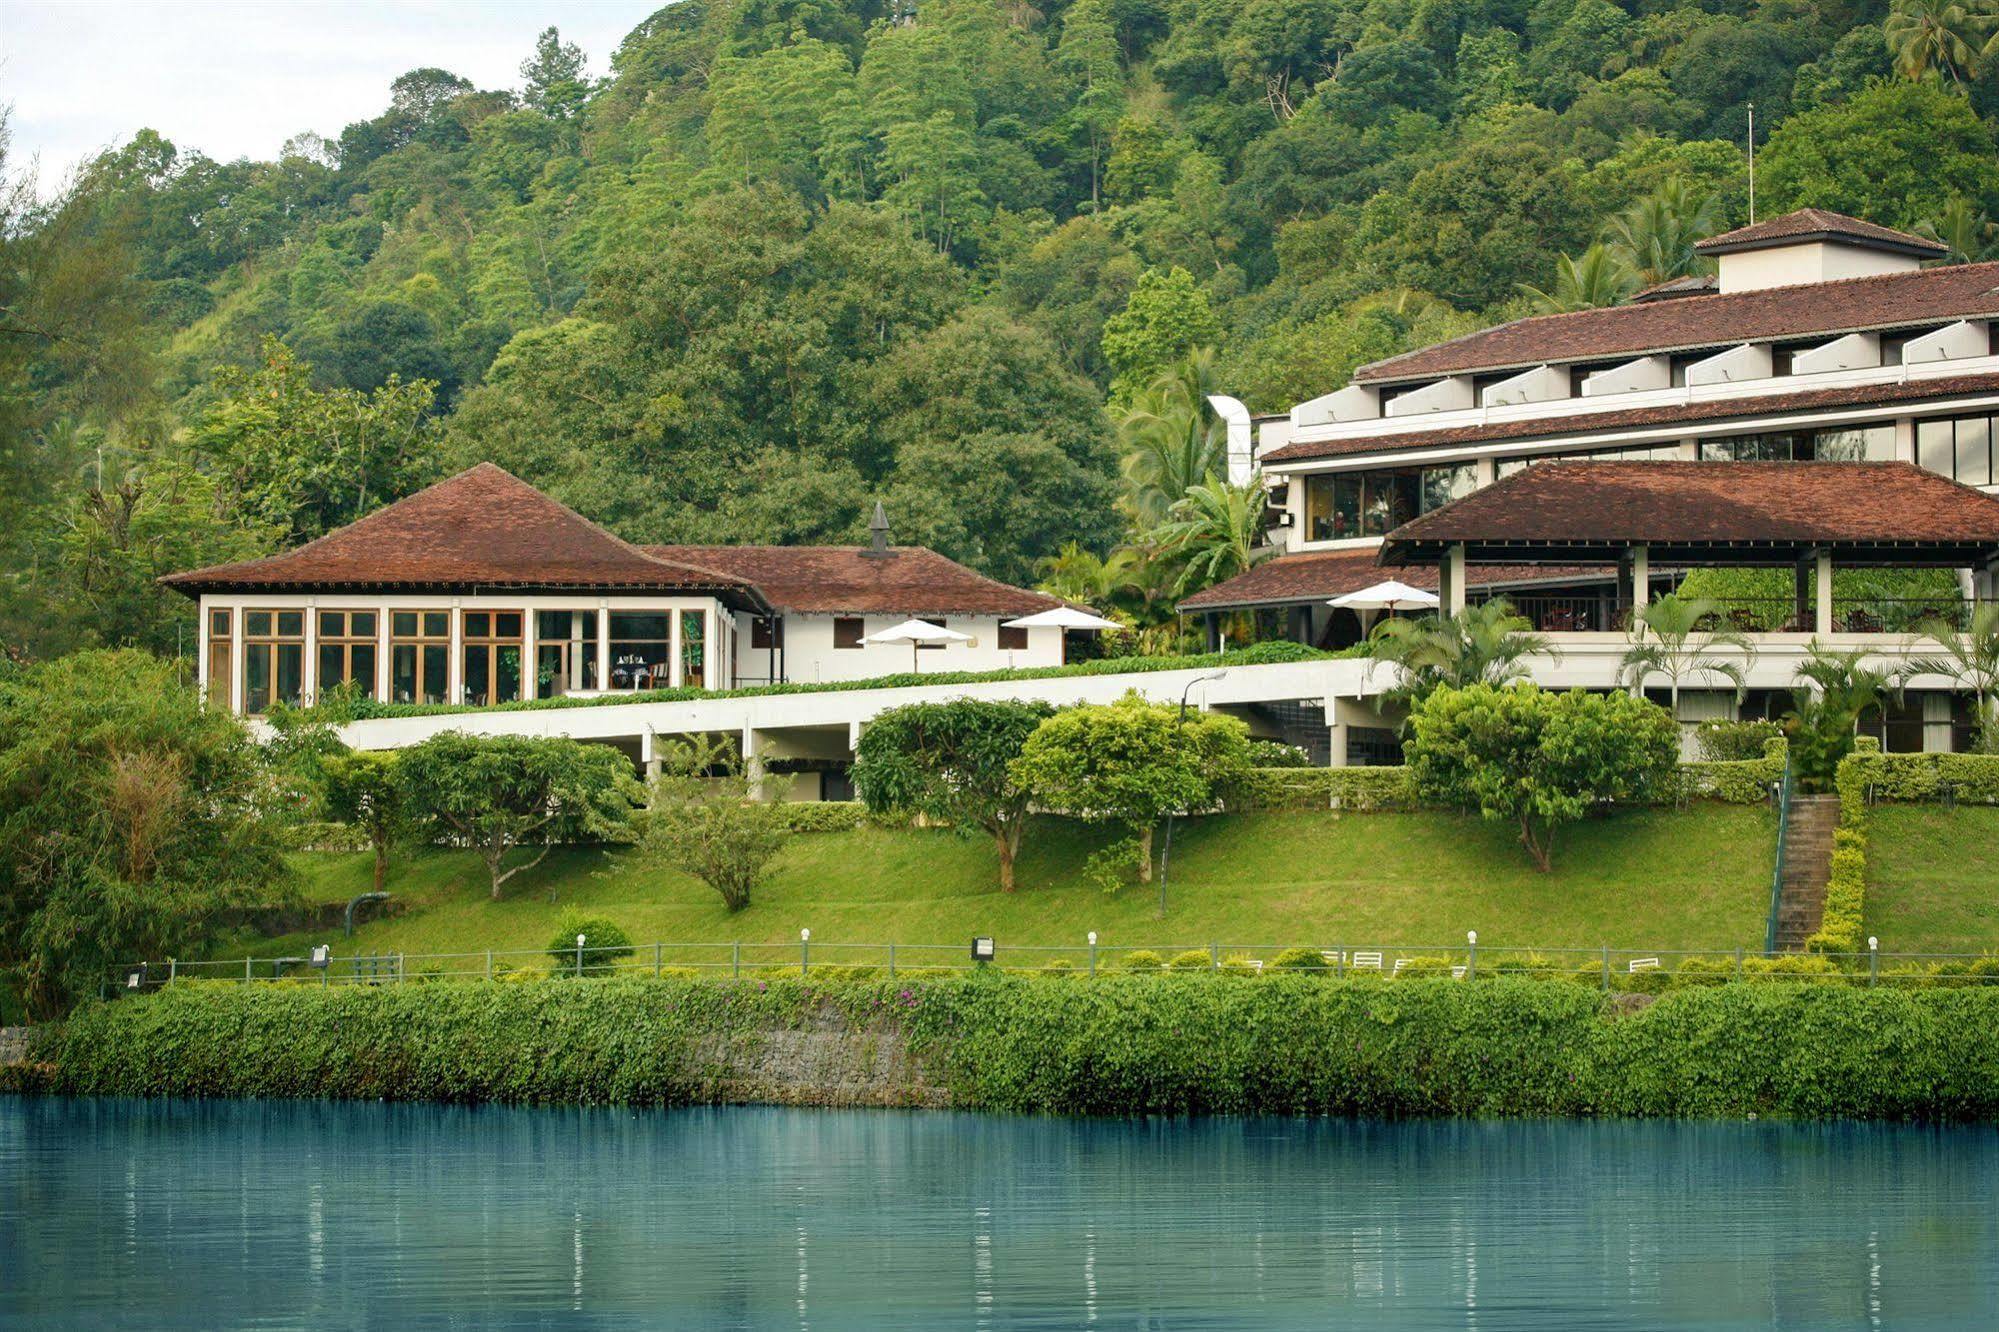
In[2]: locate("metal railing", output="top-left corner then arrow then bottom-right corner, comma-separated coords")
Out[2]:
115,934 -> 1998,993
1764,763 -> 1793,958
1465,594 -> 1993,636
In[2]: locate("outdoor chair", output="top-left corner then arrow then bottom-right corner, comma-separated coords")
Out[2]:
1450,966 -> 1467,979
1320,950 -> 1344,968
1351,951 -> 1384,971
1628,957 -> 1661,973
1391,957 -> 1410,974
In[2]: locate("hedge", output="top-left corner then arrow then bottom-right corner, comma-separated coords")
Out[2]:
17,975 -> 1999,1120
1672,736 -> 1787,805
1238,765 -> 1417,811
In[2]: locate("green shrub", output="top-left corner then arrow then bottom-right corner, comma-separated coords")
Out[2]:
1269,946 -> 1329,971
1616,967 -> 1673,995
545,916 -> 636,977
1237,766 -> 1416,811
1120,950 -> 1166,971
1806,753 -> 1872,957
773,802 -> 868,833
1167,949 -> 1214,971
1694,720 -> 1785,763
1247,739 -> 1311,768
1041,958 -> 1076,975
1220,954 -> 1260,974
1741,955 -> 1847,983
1393,956 -> 1457,980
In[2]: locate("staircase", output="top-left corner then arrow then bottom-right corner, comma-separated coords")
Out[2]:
1772,794 -> 1840,952
1248,700 -> 1331,765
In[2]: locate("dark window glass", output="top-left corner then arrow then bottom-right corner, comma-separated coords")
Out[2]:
319,643 -> 345,685
276,612 -> 303,637
834,617 -> 865,649
680,610 -> 705,688
210,609 -> 230,636
423,611 -> 449,637
752,617 -> 783,650
246,611 -> 273,636
319,611 -> 343,637
463,612 -> 491,637
351,611 -> 376,637
998,625 -> 1029,651
610,613 -> 672,640
392,611 -> 418,637
495,612 -> 522,638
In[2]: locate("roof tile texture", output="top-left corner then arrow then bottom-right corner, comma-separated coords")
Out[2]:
645,545 -> 1058,616
1693,208 -> 1946,256
1175,545 -> 1611,611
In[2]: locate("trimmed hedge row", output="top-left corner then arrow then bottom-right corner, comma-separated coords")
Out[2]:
1241,765 -> 1417,811
17,975 -> 1999,1120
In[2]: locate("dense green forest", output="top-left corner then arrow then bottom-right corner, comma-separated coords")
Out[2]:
5,0 -> 1999,660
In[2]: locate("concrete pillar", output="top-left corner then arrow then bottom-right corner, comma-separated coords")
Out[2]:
1446,544 -> 1467,614
520,608 -> 537,701
1327,721 -> 1350,768
1676,438 -> 1699,461
742,725 -> 766,800
448,599 -> 464,705
230,612 -> 244,715
1473,456 -> 1496,488
1816,549 -> 1834,635
196,597 -> 211,701
1629,545 -> 1650,613
375,608 -> 391,702
302,598 -> 318,706
1894,417 -> 1917,464
596,602 -> 611,692
668,605 -> 683,689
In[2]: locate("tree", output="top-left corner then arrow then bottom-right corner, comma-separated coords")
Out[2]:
521,27 -> 591,120
322,751 -> 408,895
636,736 -> 789,913
1519,244 -> 1637,314
1151,476 -> 1268,599
1785,646 -> 1896,791
1604,179 -> 1721,287
395,732 -> 640,899
1883,0 -> 1993,86
1618,594 -> 1757,716
1917,196 -> 1999,263
0,651 -> 291,1018
1056,0 -> 1124,210
852,699 -> 1053,892
1012,692 -> 1254,887
1100,267 -> 1222,405
1906,603 -> 1999,752
545,914 -> 633,977
1115,349 -> 1227,528
1406,684 -> 1679,872
1367,600 -> 1554,706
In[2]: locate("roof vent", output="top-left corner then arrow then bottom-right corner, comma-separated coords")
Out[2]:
863,500 -> 895,559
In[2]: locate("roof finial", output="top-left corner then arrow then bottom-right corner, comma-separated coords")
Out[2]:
864,500 -> 894,558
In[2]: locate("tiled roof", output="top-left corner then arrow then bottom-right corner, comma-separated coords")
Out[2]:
1352,260 -> 1999,383
1175,545 -> 1612,611
1263,371 -> 1999,465
645,545 -> 1058,616
1693,208 -> 1946,258
162,464 -> 762,600
1630,274 -> 1716,303
1380,462 -> 1999,558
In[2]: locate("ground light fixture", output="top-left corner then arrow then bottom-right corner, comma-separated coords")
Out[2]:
972,937 -> 996,966
800,927 -> 811,975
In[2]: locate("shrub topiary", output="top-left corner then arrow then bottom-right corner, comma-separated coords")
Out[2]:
1040,957 -> 1075,975
1120,950 -> 1166,971
1269,946 -> 1329,971
546,916 -> 635,977
1168,950 -> 1214,971
1393,956 -> 1457,980
1694,719 -> 1784,763
1220,954 -> 1260,974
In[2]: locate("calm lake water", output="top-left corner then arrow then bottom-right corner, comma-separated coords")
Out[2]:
3,1098 -> 1996,1330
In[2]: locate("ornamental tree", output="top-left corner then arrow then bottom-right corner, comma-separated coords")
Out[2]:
394,732 -> 641,899
321,751 -> 409,895
636,736 -> 790,913
1405,684 -> 1678,872
1011,691 -> 1254,887
852,698 -> 1053,892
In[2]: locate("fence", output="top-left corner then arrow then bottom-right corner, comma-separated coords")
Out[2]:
115,934 -> 1999,993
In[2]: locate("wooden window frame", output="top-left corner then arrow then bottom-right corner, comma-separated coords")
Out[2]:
833,616 -> 865,650
460,610 -> 525,707
241,609 -> 304,717
389,609 -> 452,706
315,610 -> 380,702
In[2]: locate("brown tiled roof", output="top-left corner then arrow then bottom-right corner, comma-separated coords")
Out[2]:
1693,208 -> 1946,258
645,545 -> 1058,616
1176,545 -> 1613,611
161,463 -> 762,602
1264,371 -> 1999,465
1380,462 -> 1999,562
1631,274 -> 1716,303
1353,260 -> 1999,383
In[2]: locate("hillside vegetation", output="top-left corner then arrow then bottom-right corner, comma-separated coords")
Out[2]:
8,1 -> 1999,659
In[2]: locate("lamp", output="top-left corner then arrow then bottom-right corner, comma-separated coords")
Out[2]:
972,937 -> 996,965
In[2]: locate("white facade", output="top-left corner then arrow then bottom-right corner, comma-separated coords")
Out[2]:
730,612 -> 1063,686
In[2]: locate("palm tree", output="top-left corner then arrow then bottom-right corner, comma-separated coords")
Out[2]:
1617,594 -> 1757,717
1605,179 -> 1722,287
1366,599 -> 1556,706
1786,645 -> 1896,790
1904,602 -> 1999,752
1151,475 -> 1267,598
1116,349 -> 1228,528
1519,244 -> 1637,314
1034,541 -> 1136,609
1883,0 -> 1993,86
1916,196 -> 1999,264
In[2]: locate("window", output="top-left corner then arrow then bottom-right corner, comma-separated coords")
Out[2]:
680,609 -> 706,689
241,609 -> 304,715
1303,464 -> 1470,541
206,609 -> 232,707
751,617 -> 783,650
834,616 -> 865,649
315,610 -> 378,702
609,612 -> 673,689
390,610 -> 450,705
998,624 -> 1028,651
1700,426 -> 1893,463
535,610 -> 598,696
1917,413 -> 1997,486
460,610 -> 523,706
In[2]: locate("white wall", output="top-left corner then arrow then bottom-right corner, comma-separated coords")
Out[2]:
730,613 -> 1064,685
1716,242 -> 1917,293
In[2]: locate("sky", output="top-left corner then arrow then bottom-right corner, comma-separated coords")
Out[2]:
1,1 -> 662,188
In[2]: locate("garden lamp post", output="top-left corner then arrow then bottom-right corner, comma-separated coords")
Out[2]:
1158,671 -> 1228,919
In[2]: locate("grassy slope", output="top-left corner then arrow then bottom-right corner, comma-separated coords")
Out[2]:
1865,807 -> 1999,954
229,807 -> 1778,967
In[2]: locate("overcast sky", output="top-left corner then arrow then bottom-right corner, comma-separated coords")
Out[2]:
2,1 -> 662,187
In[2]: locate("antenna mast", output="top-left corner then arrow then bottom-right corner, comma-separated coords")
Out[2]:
1746,101 -> 1756,224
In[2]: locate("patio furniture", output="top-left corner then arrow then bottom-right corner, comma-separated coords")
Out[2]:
1628,957 -> 1661,973
1350,951 -> 1384,971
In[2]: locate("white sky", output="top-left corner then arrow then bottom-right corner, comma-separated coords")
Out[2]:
1,1 -> 663,187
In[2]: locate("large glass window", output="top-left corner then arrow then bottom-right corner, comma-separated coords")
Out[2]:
390,610 -> 450,705
1304,463 -> 1468,541
680,610 -> 707,688
609,612 -> 672,690
535,610 -> 598,696
241,609 -> 304,715
460,611 -> 523,706
1700,426 -> 1893,463
1918,413 -> 1998,486
206,608 -> 232,708
315,610 -> 378,702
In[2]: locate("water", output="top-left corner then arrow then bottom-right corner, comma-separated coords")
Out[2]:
3,1099 -> 1996,1330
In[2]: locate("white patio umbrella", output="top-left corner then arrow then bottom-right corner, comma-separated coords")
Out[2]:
1002,606 -> 1123,665
862,618 -> 973,673
1329,579 -> 1440,636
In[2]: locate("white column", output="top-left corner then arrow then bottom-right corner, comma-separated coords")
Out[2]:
520,608 -> 538,701
375,609 -> 391,702
1894,417 -> 1917,464
230,610 -> 245,715
1629,545 -> 1650,613
1815,549 -> 1834,634
1473,456 -> 1496,488
1675,438 -> 1698,461
301,598 -> 318,706
196,597 -> 211,701
742,725 -> 766,800
1327,722 -> 1349,769
1446,544 -> 1467,614
448,600 -> 464,705
668,604 -> 683,689
596,602 -> 611,692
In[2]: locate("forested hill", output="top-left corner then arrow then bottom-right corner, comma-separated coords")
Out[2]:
5,0 -> 1999,659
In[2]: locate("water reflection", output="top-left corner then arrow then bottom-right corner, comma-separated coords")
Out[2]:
2,1099 -> 1995,1330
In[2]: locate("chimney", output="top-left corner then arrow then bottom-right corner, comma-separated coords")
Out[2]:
863,500 -> 895,558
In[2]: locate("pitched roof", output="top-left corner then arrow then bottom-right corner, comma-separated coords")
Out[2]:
1352,260 -> 1999,384
644,545 -> 1058,616
161,463 -> 761,601
1693,208 -> 1947,258
1263,371 -> 1999,465
1630,274 -> 1716,303
1175,545 -> 1612,612
1379,462 -> 1999,564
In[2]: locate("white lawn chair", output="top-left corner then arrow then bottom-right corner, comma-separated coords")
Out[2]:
1320,950 -> 1343,967
1248,959 -> 1264,972
1451,966 -> 1467,980
1391,957 -> 1411,975
1351,951 -> 1384,971
1628,957 -> 1661,974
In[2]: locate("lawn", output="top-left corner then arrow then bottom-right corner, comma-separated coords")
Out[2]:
1865,806 -> 1999,954
216,806 -> 1780,971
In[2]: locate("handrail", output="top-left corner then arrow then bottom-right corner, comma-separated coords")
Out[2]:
1763,762 -> 1794,957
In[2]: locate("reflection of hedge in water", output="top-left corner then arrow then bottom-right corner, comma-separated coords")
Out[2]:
21,976 -> 1999,1120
